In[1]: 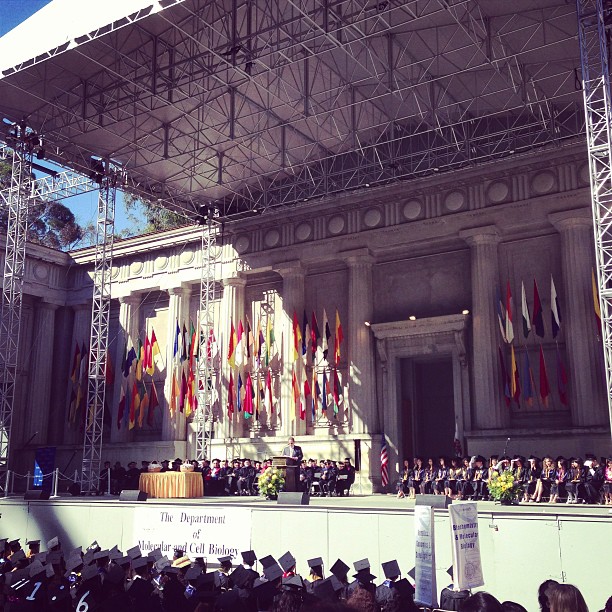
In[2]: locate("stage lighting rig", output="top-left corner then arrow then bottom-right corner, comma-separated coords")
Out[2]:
197,203 -> 219,225
2,118 -> 45,159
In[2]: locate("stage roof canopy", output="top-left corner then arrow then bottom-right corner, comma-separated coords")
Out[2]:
0,0 -> 584,218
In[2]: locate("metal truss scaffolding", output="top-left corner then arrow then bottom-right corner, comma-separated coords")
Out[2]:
195,212 -> 217,462
577,0 -> 612,432
0,126 -> 34,486
80,162 -> 120,494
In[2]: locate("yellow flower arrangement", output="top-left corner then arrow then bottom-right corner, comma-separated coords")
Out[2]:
258,466 -> 285,498
488,469 -> 521,503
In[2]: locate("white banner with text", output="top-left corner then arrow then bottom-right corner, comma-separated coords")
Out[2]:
449,501 -> 484,590
132,506 -> 252,563
414,505 -> 438,608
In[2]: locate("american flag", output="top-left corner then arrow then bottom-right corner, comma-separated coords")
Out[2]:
380,434 -> 389,488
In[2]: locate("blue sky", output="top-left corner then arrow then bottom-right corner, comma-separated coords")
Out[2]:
0,0 -> 137,240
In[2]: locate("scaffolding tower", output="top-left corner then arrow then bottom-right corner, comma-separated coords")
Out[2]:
195,211 -> 217,461
0,124 -> 37,487
577,0 -> 612,432
80,161 -> 121,494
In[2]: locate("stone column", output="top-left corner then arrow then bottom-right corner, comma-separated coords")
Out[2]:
63,304 -> 91,445
23,301 -> 58,445
345,249 -> 378,435
459,227 -> 506,429
162,286 -> 192,441
550,210 -> 606,426
111,295 -> 141,443
276,263 -> 305,437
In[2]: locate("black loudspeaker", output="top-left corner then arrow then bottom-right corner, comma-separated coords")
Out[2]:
24,490 -> 50,501
68,483 -> 81,496
277,491 -> 310,505
119,490 -> 148,502
415,494 -> 452,509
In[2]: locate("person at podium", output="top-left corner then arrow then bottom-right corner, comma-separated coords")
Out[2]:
281,437 -> 303,464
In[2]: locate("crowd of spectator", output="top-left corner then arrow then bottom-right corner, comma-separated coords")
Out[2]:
99,456 -> 356,498
396,453 -> 612,504
0,536 -> 607,611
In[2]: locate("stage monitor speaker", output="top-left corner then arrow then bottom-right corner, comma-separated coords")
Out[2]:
119,490 -> 148,502
24,490 -> 50,501
68,483 -> 81,496
415,494 -> 452,509
277,491 -> 310,505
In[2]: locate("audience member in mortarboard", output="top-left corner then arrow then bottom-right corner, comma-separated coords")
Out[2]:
128,557 -> 164,612
583,455 -> 604,504
330,559 -> 351,602
306,557 -> 324,590
240,550 -> 259,588
26,539 -> 40,559
161,566 -> 190,612
278,552 -> 296,578
349,559 -> 376,596
346,583 -> 379,611
216,555 -> 233,591
94,564 -> 132,612
47,536 -> 61,552
173,546 -> 184,561
8,539 -> 21,555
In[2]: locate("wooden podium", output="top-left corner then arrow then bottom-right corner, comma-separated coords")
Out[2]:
272,456 -> 299,492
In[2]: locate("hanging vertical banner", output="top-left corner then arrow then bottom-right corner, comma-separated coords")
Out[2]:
414,505 -> 438,608
448,502 -> 484,590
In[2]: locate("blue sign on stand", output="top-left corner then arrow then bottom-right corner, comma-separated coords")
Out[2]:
33,447 -> 56,492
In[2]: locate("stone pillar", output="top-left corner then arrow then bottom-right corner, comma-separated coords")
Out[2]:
162,286 -> 192,441
23,301 -> 58,445
64,304 -> 91,445
111,295 -> 141,443
550,210 -> 607,426
345,249 -> 378,435
219,276 -> 247,439
276,263 -> 305,437
459,227 -> 506,429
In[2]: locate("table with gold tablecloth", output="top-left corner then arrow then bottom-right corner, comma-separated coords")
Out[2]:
139,471 -> 204,499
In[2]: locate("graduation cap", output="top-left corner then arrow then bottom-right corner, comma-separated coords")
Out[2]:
133,557 -> 152,574
253,578 -> 279,601
353,558 -> 370,573
155,557 -> 171,572
127,545 -> 142,560
230,565 -> 251,588
446,565 -> 454,578
395,578 -> 415,598
6,567 -> 30,588
26,539 -> 40,548
241,550 -> 257,566
86,541 -> 100,551
313,577 -> 337,601
47,536 -> 60,550
82,550 -> 95,566
217,555 -> 232,566
114,556 -> 132,568
329,575 -> 345,593
307,557 -> 324,569
173,547 -> 185,558
382,560 -> 401,580
278,551 -> 296,572
11,550 -> 26,564
281,575 -> 305,590
185,566 -> 202,583
45,564 -> 57,579
65,556 -> 83,572
80,564 -> 100,583
259,555 -> 276,569
93,550 -> 109,561
149,548 -> 163,561
172,556 -> 191,568
68,546 -> 83,557
330,558 -> 349,579
407,567 -> 416,583
263,562 -> 283,582
106,564 -> 126,585
28,560 -> 45,578
162,566 -> 180,576
8,539 -> 21,550
197,571 -> 216,590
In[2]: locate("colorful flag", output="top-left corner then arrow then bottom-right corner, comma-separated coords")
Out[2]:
235,320 -> 245,367
188,319 -> 197,367
505,281 -> 514,344
138,382 -> 149,428
311,311 -> 320,360
510,345 -> 521,405
181,323 -> 188,362
333,368 -> 341,415
521,281 -> 531,339
256,375 -> 264,421
380,435 -> 389,488
150,328 -> 163,371
180,371 -> 188,413
129,381 -> 139,430
495,285 -> 507,343
265,368 -> 274,414
334,309 -> 344,364
173,320 -> 180,361
312,370 -> 320,420
302,310 -> 309,357
498,346 -> 511,407
322,309 -> 331,360
592,268 -> 602,329
246,317 -> 253,362
265,318 -> 274,367
228,319 -> 236,367
105,350 -> 114,385
147,380 -> 159,426
556,346 -> 568,406
144,332 -> 152,375
551,275 -> 561,338
522,350 -> 535,406
292,311 -> 302,362
116,384 -> 125,429
532,279 -> 545,338
227,370 -> 235,416
237,372 -> 243,412
322,369 -> 329,412
302,377 -> 310,421
80,342 -> 88,380
256,319 -> 264,366
539,345 -> 551,406
291,365 -> 300,418
135,337 -> 144,381
244,372 -> 254,419
70,341 -> 81,383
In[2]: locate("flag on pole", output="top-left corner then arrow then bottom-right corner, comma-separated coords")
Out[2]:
592,267 -> 602,329
144,332 -> 152,375
505,281 -> 514,344
311,310 -> 320,360
181,323 -> 188,362
380,435 -> 389,488
521,281 -> 531,339
495,285 -> 507,343
302,310 -> 309,357
123,342 -> 136,377
334,309 -> 344,364
265,368 -> 274,414
556,346 -> 569,406
532,279 -> 545,338
235,320 -> 245,367
138,382 -> 149,428
237,372 -> 243,412
302,377 -> 310,421
105,350 -> 114,385
522,350 -> 535,406
246,317 -> 253,362
228,370 -> 235,416
322,309 -> 331,360
173,320 -> 180,361
292,311 -> 302,362
135,338 -> 144,381
129,381 -> 139,429
228,319 -> 236,367
116,384 -> 126,430
180,371 -> 188,413
539,345 -> 551,406
256,318 -> 264,366
551,275 -> 561,338
147,380 -> 159,426
265,318 -> 275,366
291,365 -> 300,418
498,347 -> 511,407
322,369 -> 329,413
244,372 -> 254,419
332,368 -> 341,415
510,345 -> 521,405
256,375 -> 264,421
312,370 -> 319,420
70,341 -> 81,383
150,328 -> 163,371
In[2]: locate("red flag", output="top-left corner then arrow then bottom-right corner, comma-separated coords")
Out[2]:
498,346 -> 511,407
532,279 -> 545,338
228,370 -> 235,416
244,372 -> 254,418
180,371 -> 188,413
292,311 -> 301,361
265,368 -> 274,414
510,345 -> 521,405
302,377 -> 311,421
147,380 -> 159,426
105,350 -> 114,385
539,345 -> 551,406
143,332 -> 152,373
116,385 -> 125,429
334,309 -> 343,364
228,319 -> 236,367
311,311 -> 320,359
333,368 -> 341,414
129,381 -> 139,429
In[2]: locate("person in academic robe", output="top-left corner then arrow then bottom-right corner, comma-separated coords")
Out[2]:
422,457 -> 436,494
445,457 -> 461,499
565,457 -> 586,504
375,560 -> 418,612
237,459 -> 257,495
522,457 -> 541,502
215,556 -> 233,591
320,461 -> 338,496
409,457 -> 424,499
396,459 -> 411,498
532,456 -> 556,502
549,457 -> 569,504
434,457 -> 449,495
584,455 -> 604,504
335,458 -> 356,496
470,456 -> 487,500
603,458 -> 612,505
